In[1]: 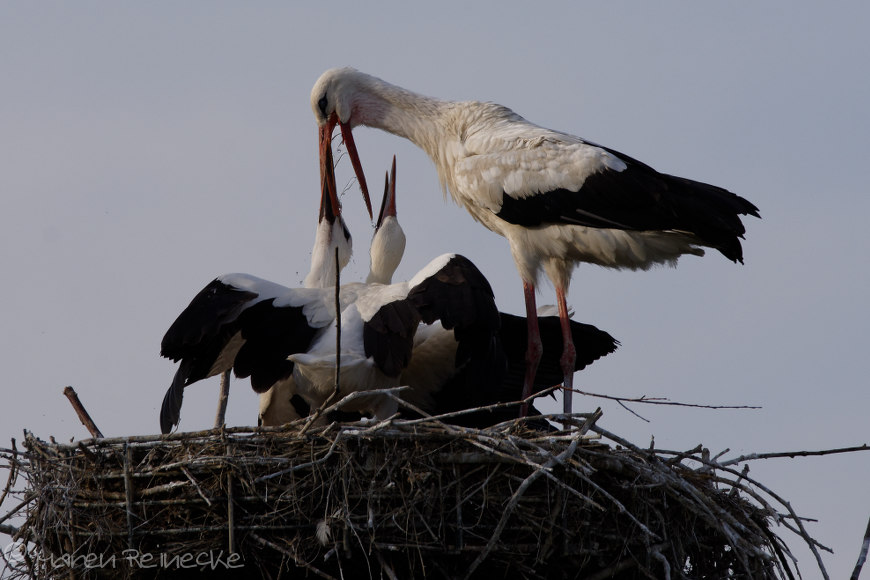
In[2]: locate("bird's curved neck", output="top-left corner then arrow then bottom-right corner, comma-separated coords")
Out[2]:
353,76 -> 450,161
365,217 -> 406,285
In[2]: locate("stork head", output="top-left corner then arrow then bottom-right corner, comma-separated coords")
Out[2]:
312,67 -> 373,221
367,156 -> 405,285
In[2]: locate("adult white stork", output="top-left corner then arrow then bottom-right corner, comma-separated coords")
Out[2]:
158,145 -> 352,433
310,67 -> 760,416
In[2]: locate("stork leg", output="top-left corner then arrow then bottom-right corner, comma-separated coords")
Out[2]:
555,287 -> 577,414
520,281 -> 543,417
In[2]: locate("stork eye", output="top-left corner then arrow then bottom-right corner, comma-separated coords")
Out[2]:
318,96 -> 329,116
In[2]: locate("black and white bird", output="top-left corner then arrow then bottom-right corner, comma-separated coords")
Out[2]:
289,160 -> 619,425
287,159 -> 501,420
161,155 -> 618,432
311,67 -> 760,416
159,158 -> 497,430
158,153 -> 352,433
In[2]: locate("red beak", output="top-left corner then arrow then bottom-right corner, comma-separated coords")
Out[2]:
319,114 -> 373,220
318,133 -> 340,224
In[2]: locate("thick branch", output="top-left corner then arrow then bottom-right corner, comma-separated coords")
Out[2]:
214,371 -> 231,429
62,386 -> 104,438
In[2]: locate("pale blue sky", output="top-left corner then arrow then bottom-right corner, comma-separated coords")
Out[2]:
2,3 -> 868,576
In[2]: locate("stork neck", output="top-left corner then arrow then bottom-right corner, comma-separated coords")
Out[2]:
354,75 -> 451,162
365,217 -> 406,285
304,219 -> 351,289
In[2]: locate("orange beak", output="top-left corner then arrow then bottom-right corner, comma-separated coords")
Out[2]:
318,134 -> 340,224
319,113 -> 373,221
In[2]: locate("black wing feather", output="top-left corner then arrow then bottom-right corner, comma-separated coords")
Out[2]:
233,299 -> 318,392
159,276 -> 324,432
159,359 -> 194,434
160,279 -> 257,367
407,255 -> 501,370
424,312 -> 617,429
497,313 -> 619,395
362,300 -> 421,378
495,145 -> 759,262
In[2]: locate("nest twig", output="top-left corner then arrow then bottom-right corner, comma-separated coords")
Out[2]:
0,403 -> 841,579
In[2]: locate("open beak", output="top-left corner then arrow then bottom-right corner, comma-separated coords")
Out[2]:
319,114 -> 373,220
376,155 -> 397,230
318,135 -> 340,223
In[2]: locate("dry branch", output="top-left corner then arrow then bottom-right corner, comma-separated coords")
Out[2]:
570,386 -> 762,411
213,371 -> 231,429
851,514 -> 870,580
719,444 -> 870,467
62,386 -> 103,439
0,408 -> 845,580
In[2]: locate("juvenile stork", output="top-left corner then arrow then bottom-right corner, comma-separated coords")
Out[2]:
158,145 -> 351,433
310,67 -> 760,415
159,158 -> 495,429
287,159 -> 501,419
291,160 -> 619,425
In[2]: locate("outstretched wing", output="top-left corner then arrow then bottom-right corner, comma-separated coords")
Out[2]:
159,274 -> 330,433
362,254 -> 501,380
160,278 -> 259,434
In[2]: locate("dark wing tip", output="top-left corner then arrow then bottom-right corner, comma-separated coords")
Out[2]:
496,313 -> 618,395
159,366 -> 188,434
571,323 -> 620,370
160,278 -> 258,360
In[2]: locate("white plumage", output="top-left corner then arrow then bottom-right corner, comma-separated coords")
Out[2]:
311,67 -> 759,416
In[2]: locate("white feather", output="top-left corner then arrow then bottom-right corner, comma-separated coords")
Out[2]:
315,520 -> 331,546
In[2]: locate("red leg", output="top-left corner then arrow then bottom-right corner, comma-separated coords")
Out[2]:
556,286 -> 576,414
520,281 -> 543,417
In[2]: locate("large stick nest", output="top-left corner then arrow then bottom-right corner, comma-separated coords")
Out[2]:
1,408 -> 825,579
